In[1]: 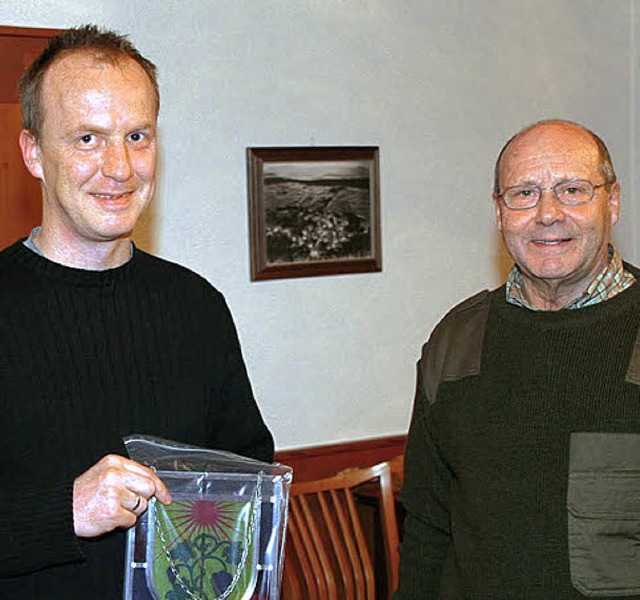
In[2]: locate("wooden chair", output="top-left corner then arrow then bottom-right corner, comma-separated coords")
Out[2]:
282,461 -> 400,600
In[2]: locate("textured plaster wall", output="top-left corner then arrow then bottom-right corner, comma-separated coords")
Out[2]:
0,0 -> 635,449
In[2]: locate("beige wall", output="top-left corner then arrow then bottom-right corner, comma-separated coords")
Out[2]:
0,0 -> 636,449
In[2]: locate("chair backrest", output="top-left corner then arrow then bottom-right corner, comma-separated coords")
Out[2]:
282,461 -> 400,600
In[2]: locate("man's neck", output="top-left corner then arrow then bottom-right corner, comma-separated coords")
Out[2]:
519,279 -> 581,311
518,257 -> 610,311
33,228 -> 133,270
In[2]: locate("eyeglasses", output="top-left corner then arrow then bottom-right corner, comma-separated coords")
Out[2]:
497,179 -> 610,210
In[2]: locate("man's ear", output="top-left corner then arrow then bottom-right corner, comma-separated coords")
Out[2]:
608,181 -> 621,227
492,192 -> 503,232
19,130 -> 44,180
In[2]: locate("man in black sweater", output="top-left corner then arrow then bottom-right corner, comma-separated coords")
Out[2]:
395,120 -> 640,598
0,25 -> 273,598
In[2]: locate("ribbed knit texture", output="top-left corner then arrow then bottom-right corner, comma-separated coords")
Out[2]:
396,281 -> 640,599
0,240 -> 274,599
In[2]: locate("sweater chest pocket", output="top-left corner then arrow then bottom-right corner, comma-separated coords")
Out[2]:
568,433 -> 640,597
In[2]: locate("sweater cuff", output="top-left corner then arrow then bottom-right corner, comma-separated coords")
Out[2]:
1,483 -> 84,577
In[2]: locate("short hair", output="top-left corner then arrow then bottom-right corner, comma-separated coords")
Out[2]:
19,24 -> 159,140
493,119 -> 617,195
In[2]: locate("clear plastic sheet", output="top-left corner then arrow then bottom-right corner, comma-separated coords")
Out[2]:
122,435 -> 292,600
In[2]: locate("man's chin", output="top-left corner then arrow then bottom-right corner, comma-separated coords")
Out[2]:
521,262 -> 581,286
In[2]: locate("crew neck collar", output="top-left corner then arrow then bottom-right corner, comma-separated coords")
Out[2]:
8,238 -> 140,288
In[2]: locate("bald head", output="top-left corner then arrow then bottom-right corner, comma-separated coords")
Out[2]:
493,120 -> 616,196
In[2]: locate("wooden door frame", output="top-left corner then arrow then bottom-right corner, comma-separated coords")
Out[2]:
0,25 -> 63,38
0,25 -> 63,249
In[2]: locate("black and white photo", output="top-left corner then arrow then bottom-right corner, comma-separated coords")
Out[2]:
247,146 -> 381,281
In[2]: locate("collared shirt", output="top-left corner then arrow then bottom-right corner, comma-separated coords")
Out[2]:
23,226 -> 44,256
506,245 -> 635,310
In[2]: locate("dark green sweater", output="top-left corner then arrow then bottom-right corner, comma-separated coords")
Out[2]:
396,280 -> 640,599
0,240 -> 274,599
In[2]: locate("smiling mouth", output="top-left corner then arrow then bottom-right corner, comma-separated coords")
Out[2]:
91,192 -> 134,200
532,238 -> 571,246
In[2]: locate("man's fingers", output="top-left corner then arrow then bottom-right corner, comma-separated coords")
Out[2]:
110,455 -> 172,505
122,470 -> 172,506
119,456 -> 158,478
125,491 -> 148,515
73,455 -> 172,537
152,480 -> 172,505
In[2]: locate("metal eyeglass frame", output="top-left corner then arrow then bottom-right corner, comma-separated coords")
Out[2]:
496,178 -> 612,210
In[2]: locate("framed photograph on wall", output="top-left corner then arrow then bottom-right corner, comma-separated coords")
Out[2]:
246,146 -> 381,281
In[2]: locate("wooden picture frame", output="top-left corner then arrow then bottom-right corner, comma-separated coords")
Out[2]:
247,146 -> 381,281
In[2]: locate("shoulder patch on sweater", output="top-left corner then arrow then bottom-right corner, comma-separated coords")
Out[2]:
419,289 -> 492,405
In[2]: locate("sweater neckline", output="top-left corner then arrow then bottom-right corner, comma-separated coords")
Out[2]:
5,239 -> 141,288
492,278 -> 640,325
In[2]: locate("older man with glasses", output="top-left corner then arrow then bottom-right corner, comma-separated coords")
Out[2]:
395,120 -> 640,599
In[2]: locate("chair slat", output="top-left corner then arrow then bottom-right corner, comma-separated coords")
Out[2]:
289,497 -> 323,599
283,512 -> 307,599
346,488 -> 375,599
318,489 -> 357,599
298,494 -> 336,597
281,460 -> 400,600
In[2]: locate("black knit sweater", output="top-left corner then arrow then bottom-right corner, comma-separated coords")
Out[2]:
397,280 -> 640,599
0,240 -> 274,599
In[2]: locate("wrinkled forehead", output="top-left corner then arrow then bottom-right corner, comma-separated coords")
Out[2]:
498,124 -> 600,184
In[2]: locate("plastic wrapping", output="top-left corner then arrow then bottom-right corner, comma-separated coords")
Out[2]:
122,435 -> 292,600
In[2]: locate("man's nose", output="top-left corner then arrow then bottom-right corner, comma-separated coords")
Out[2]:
101,140 -> 133,181
535,188 -> 565,224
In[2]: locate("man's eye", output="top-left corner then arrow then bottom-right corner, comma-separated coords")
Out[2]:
129,132 -> 145,142
517,188 -> 534,197
80,134 -> 95,144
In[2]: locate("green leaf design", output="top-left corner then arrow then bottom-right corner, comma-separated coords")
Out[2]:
148,497 -> 259,600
